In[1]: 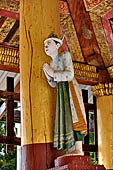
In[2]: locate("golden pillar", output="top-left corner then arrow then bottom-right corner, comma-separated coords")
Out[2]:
97,95 -> 113,169
92,84 -> 113,169
20,0 -> 63,169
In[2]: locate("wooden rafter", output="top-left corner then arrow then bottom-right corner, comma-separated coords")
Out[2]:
67,0 -> 104,68
0,64 -> 19,73
3,20 -> 19,43
102,10 -> 113,58
67,0 -> 111,83
0,90 -> 20,101
0,16 -> 7,28
0,136 -> 21,145
0,9 -> 19,20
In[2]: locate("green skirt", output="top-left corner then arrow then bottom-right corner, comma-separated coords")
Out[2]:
53,81 -> 75,151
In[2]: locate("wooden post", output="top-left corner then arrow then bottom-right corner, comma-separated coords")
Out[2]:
6,77 -> 14,152
20,0 -> 64,170
97,95 -> 113,169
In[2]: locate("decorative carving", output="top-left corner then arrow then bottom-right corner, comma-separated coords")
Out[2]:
59,1 -> 69,14
0,18 -> 16,43
89,0 -> 113,16
83,0 -> 104,11
60,14 -> 84,62
102,10 -> 113,58
0,0 -> 20,13
92,83 -> 113,97
74,63 -> 98,82
108,66 -> 113,78
89,12 -> 113,67
8,28 -> 19,47
67,0 -> 103,68
0,45 -> 19,66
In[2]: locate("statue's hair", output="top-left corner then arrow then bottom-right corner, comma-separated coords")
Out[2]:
47,33 -> 58,39
44,33 -> 63,46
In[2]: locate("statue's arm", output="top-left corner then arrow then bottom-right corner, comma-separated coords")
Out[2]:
43,66 -> 57,88
54,52 -> 74,82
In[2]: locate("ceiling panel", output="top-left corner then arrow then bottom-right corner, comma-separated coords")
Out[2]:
0,0 -> 19,13
89,12 -> 113,67
0,18 -> 16,43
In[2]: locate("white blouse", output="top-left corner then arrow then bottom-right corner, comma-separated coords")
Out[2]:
48,51 -> 74,87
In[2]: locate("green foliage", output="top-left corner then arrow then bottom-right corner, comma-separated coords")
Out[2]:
0,148 -> 17,170
0,122 -> 17,170
89,132 -> 94,145
89,131 -> 98,165
90,152 -> 98,165
0,122 -> 6,136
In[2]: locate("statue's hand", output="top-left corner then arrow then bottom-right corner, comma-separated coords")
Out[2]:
43,65 -> 51,81
43,63 -> 54,78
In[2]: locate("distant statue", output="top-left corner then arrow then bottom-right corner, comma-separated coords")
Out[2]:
43,33 -> 87,154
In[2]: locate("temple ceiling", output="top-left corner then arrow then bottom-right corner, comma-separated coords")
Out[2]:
0,0 -> 113,84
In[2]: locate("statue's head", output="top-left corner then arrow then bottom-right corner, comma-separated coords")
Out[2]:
44,33 -> 62,57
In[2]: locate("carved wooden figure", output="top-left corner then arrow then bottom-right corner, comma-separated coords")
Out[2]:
43,33 -> 87,154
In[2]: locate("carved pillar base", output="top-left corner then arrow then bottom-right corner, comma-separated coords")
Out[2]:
21,143 -> 64,170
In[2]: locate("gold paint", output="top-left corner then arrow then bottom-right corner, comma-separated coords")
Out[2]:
74,62 -> 98,82
108,66 -> 113,78
0,0 -> 19,13
97,95 -> 113,169
92,83 -> 113,96
0,18 -> 16,43
20,0 -> 60,145
83,0 -> 104,11
0,46 -> 19,67
89,12 -> 113,67
8,29 -> 19,47
90,0 -> 113,16
60,14 -> 84,62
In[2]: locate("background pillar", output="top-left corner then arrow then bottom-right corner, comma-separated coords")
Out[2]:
97,95 -> 113,169
20,0 -> 64,170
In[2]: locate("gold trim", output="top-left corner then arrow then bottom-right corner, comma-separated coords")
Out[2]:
73,62 -> 98,82
108,66 -> 113,78
0,46 -> 19,67
60,14 -> 84,62
0,0 -> 19,13
92,83 -> 113,97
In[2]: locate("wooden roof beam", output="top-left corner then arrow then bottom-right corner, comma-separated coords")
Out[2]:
67,0 -> 105,69
0,90 -> 20,101
0,16 -> 7,28
0,9 -> 20,20
3,20 -> 19,43
0,136 -> 21,145
0,64 -> 19,73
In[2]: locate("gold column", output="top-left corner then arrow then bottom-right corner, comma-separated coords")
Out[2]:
97,95 -> 113,168
20,0 -> 62,169
20,0 -> 60,146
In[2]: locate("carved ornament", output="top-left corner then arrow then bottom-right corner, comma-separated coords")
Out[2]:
92,83 -> 113,97
0,45 -> 19,67
74,62 -> 98,82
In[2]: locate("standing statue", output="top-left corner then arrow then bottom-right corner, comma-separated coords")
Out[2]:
43,33 -> 87,154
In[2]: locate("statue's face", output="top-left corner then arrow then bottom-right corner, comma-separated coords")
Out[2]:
44,39 -> 58,57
